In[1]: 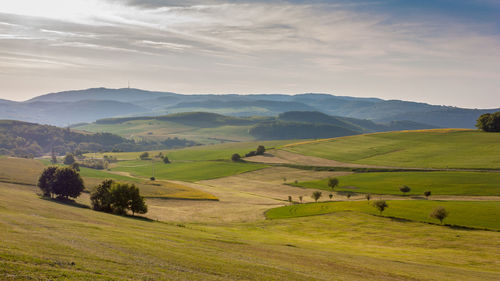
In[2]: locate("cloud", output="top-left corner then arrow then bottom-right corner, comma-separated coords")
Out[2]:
0,0 -> 499,107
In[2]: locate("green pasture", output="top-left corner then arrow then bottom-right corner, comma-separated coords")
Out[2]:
293,171 -> 500,196
266,200 -> 500,230
284,129 -> 500,169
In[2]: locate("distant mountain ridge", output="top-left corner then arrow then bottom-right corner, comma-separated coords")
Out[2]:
1,87 -> 497,128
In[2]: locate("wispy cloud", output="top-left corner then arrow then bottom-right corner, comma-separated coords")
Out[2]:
0,0 -> 499,107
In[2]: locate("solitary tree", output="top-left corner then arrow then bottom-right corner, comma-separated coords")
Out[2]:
163,156 -> 170,164
327,177 -> 339,192
311,191 -> 322,202
346,192 -> 352,199
231,153 -> 241,162
365,193 -> 371,201
63,153 -> 75,165
139,152 -> 150,160
373,200 -> 388,215
256,145 -> 266,155
288,196 -> 292,204
476,112 -> 500,132
299,195 -> 303,203
399,185 -> 411,196
328,194 -> 333,200
430,206 -> 449,224
424,191 -> 432,199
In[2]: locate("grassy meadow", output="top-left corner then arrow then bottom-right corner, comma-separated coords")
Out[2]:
284,129 -> 500,169
293,171 -> 500,196
1,182 -> 499,280
266,200 -> 500,230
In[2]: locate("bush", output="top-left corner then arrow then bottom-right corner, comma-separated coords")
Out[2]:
430,206 -> 448,224
373,200 -> 388,214
163,156 -> 170,164
231,153 -> 241,162
311,191 -> 322,202
63,153 -> 75,165
139,152 -> 150,160
37,166 -> 84,199
399,185 -> 411,195
256,145 -> 266,155
365,194 -> 371,201
424,191 -> 431,199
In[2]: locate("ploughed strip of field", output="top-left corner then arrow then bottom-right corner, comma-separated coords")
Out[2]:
145,167 -> 349,222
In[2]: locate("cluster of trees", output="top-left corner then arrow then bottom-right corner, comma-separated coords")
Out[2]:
37,166 -> 84,199
140,152 -> 170,163
249,121 -> 359,140
244,145 -> 266,157
476,112 -> 500,132
90,180 -> 147,215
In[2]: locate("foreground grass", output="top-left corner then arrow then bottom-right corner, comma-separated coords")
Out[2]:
293,171 -> 500,196
1,183 -> 499,280
284,129 -> 500,169
266,200 -> 500,231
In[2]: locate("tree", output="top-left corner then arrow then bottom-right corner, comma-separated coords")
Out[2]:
139,152 -> 150,160
256,145 -> 266,155
327,177 -> 339,192
311,191 -> 322,202
150,177 -> 155,181
37,166 -> 58,197
328,194 -> 333,200
346,192 -> 352,199
430,206 -> 448,224
51,167 -> 84,199
128,184 -> 147,215
51,149 -> 57,164
70,162 -> 80,171
231,153 -> 241,162
90,179 -> 114,212
299,195 -> 303,203
424,191 -> 431,199
163,156 -> 170,164
373,200 -> 388,215
365,194 -> 371,201
399,185 -> 411,196
288,196 -> 292,203
63,153 -> 75,165
476,112 -> 500,132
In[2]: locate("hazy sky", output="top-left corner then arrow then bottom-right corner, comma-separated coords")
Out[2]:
0,0 -> 499,108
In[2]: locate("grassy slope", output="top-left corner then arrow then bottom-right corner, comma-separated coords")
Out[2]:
284,129 -> 500,169
1,182 -> 499,280
0,158 -> 215,200
112,160 -> 267,182
266,200 -> 500,230
293,171 -> 500,196
75,120 -> 256,144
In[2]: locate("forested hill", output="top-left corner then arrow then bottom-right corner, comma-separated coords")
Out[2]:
0,87 -> 498,128
0,120 -> 197,157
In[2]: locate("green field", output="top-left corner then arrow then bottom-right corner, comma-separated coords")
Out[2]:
266,200 -> 500,230
284,129 -> 500,169
293,171 -> 500,196
1,182 -> 499,280
112,160 -> 267,182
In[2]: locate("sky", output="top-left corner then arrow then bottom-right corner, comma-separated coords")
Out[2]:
0,0 -> 499,108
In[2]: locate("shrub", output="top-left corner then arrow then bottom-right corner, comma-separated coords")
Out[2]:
163,156 -> 170,164
139,152 -> 150,160
430,206 -> 448,224
365,194 -> 371,201
299,196 -> 303,203
256,145 -> 266,155
245,151 -> 257,157
231,153 -> 241,162
399,185 -> 411,195
328,194 -> 333,200
150,177 -> 155,181
327,177 -> 339,191
63,153 -> 75,165
373,200 -> 388,215
424,191 -> 431,199
311,191 -> 322,202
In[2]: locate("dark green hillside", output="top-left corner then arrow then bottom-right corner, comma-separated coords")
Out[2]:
0,120 -> 196,157
249,121 -> 361,140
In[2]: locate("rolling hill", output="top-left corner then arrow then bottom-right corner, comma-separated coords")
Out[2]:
1,87 -> 498,128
